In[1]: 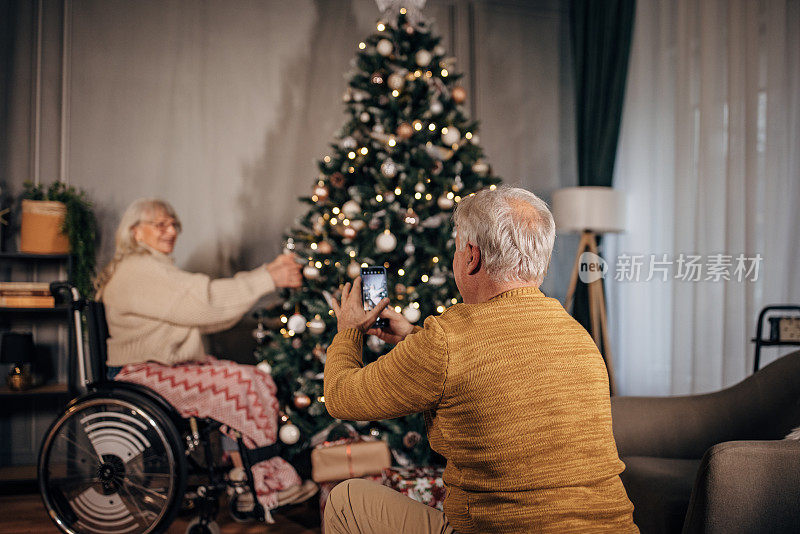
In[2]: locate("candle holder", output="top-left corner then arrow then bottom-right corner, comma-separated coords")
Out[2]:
2,332 -> 35,391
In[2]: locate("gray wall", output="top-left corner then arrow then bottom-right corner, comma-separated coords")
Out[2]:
1,0 -> 575,466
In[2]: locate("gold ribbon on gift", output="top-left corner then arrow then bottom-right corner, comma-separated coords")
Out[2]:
346,443 -> 354,477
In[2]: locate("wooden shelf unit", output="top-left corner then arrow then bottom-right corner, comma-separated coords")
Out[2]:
0,252 -> 75,489
0,383 -> 70,396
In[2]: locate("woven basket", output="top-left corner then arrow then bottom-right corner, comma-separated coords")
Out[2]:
20,200 -> 70,254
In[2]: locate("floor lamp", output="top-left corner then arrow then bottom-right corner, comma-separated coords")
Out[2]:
552,187 -> 626,395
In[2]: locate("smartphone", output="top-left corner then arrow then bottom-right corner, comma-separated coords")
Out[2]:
361,266 -> 389,329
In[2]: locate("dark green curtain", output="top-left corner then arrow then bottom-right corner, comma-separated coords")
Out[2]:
571,0 -> 636,188
569,0 -> 636,342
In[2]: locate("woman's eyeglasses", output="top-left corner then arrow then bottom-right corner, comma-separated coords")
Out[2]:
141,219 -> 182,233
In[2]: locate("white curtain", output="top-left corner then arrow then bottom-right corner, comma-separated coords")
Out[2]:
606,0 -> 800,396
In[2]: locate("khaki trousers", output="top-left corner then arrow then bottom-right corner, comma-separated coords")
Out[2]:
324,478 -> 456,534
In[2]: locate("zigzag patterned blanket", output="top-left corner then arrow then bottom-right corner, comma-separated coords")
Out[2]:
115,357 -> 301,511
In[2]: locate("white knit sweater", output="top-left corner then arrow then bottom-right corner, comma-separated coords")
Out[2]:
101,250 -> 275,366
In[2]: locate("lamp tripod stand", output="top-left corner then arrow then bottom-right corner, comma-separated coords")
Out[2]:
564,230 -> 617,395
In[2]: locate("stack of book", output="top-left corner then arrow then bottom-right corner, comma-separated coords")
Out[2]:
0,282 -> 55,308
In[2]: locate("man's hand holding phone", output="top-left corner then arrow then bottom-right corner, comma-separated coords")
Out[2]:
331,277 -> 390,333
365,306 -> 415,345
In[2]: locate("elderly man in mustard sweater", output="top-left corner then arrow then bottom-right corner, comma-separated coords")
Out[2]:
323,186 -> 637,533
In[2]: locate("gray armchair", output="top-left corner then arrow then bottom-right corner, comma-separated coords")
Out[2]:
611,350 -> 800,534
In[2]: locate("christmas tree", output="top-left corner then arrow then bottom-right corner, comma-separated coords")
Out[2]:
255,4 -> 500,468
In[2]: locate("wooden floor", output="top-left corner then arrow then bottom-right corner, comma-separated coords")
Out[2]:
0,492 -> 322,534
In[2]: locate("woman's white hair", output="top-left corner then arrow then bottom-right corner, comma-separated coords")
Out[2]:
453,186 -> 556,283
94,198 -> 180,298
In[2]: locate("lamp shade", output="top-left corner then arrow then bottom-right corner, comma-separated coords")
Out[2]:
0,332 -> 35,363
552,186 -> 626,234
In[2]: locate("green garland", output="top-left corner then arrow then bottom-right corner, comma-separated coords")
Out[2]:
21,181 -> 98,298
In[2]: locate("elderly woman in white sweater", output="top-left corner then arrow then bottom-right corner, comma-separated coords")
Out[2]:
95,198 -> 315,517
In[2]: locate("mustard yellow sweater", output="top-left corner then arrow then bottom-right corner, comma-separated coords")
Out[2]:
325,287 -> 637,533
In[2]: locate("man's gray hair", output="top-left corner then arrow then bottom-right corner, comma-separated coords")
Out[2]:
453,186 -> 556,283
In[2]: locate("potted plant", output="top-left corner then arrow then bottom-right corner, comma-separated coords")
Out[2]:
20,181 -> 98,298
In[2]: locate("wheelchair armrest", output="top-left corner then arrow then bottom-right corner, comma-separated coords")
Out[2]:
682,439 -> 800,534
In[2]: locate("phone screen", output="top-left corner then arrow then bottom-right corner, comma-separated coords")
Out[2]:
361,266 -> 388,328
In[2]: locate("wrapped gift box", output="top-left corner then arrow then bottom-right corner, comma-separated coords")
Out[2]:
315,435 -> 389,527
381,466 -> 446,511
311,437 -> 391,482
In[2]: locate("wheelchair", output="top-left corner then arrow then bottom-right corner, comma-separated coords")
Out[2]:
38,284 -> 287,534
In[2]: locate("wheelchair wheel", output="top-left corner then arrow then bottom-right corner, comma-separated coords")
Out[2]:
39,391 -> 187,534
